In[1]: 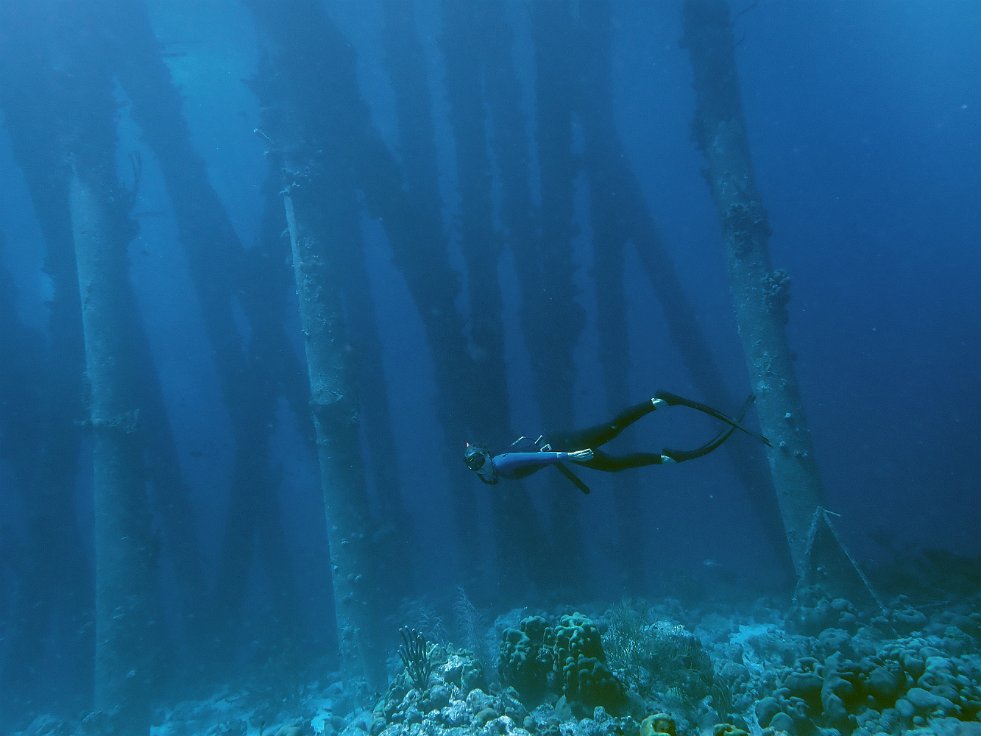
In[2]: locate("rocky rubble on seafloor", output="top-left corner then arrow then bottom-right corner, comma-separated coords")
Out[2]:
12,591 -> 981,736
361,594 -> 980,736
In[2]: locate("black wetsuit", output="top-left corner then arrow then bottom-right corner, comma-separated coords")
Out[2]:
542,399 -> 667,472
472,392 -> 764,493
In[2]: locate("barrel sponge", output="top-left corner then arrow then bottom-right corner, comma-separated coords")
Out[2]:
547,612 -> 606,665
498,615 -> 551,703
498,612 -> 626,712
561,653 -> 626,711
548,612 -> 626,712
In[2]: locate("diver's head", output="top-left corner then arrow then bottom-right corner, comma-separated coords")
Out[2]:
464,442 -> 489,471
464,443 -> 498,483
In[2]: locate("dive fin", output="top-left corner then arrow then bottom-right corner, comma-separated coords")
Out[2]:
662,393 -> 758,463
655,390 -> 771,447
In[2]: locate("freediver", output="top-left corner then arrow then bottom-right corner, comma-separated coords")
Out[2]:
464,391 -> 769,494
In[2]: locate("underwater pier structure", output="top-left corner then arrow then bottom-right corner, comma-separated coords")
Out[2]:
682,0 -> 873,601
5,1 -> 978,734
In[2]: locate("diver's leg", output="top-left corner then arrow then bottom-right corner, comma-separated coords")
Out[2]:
574,394 -> 762,469
582,449 -> 666,472
548,400 -> 658,451
655,391 -> 770,446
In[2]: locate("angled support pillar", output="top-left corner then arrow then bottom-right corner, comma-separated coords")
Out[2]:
682,0 -> 874,599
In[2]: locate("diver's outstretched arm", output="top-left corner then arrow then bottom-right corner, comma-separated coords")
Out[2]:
660,394 -> 761,463
654,390 -> 771,447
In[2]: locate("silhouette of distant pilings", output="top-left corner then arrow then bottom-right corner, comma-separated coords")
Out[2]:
0,4 -> 92,712
354,25 -> 483,595
439,0 -> 560,598
530,0 -> 587,585
440,0 -> 506,443
438,0 -> 504,589
0,235 -> 91,715
574,0 -> 645,585
103,0 -> 305,660
378,0 -> 462,591
472,0 -> 565,595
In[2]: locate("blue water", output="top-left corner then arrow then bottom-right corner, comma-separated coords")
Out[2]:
0,0 -> 978,731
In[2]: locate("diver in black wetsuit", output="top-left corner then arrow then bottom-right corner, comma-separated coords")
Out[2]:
464,391 -> 769,494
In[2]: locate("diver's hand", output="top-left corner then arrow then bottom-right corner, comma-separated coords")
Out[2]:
565,449 -> 594,462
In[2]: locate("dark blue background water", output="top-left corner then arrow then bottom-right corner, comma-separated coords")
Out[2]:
1,0 -> 979,723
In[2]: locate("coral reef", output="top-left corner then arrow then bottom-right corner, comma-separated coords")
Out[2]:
12,592 -> 981,736
498,612 -> 626,714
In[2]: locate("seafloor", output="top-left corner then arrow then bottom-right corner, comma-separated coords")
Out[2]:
15,577 -> 981,736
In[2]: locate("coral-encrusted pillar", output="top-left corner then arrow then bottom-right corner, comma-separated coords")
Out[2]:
70,161 -> 157,730
682,0 -> 825,578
